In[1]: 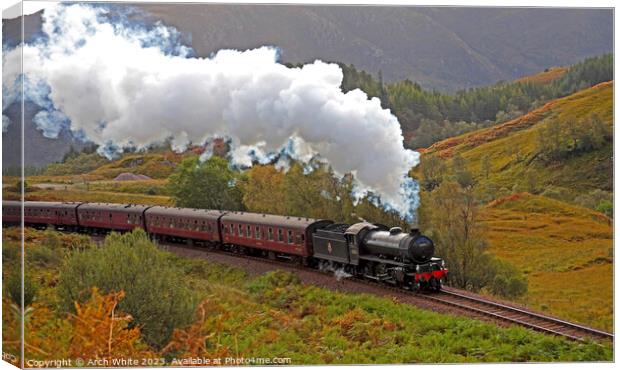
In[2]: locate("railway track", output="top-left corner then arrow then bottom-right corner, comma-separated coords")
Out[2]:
157,241 -> 613,343
423,288 -> 613,342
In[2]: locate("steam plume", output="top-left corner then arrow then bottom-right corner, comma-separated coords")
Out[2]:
2,4 -> 420,219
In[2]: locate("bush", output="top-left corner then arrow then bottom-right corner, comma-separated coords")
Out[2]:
486,259 -> 528,299
3,244 -> 20,265
57,229 -> 197,348
574,189 -> 612,211
595,200 -> 613,218
541,186 -> 572,202
42,230 -> 63,249
27,246 -> 62,268
6,270 -> 38,307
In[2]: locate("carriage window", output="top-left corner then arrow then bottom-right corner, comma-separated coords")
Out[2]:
287,230 -> 293,244
238,224 -> 244,237
296,233 -> 302,244
247,225 -> 252,238
268,227 -> 274,240
255,226 -> 261,240
278,229 -> 283,242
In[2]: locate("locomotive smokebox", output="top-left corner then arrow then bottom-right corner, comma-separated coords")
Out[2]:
361,228 -> 435,264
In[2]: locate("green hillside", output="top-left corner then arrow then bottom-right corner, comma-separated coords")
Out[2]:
423,81 -> 612,198
416,81 -> 613,331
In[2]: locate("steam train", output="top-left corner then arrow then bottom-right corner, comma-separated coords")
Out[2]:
2,201 -> 448,291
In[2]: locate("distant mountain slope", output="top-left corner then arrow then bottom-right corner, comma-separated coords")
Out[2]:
6,5 -> 611,91
1,5 -> 612,168
138,4 -> 612,91
2,103 -> 89,169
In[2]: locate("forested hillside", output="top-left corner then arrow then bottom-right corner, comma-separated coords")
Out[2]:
339,54 -> 612,148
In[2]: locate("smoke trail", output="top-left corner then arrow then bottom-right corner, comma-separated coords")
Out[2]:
2,4 -> 421,219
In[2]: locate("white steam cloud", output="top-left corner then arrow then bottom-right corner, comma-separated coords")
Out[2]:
2,4 -> 420,219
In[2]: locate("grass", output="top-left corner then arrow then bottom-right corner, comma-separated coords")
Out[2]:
89,152 -> 185,179
481,193 -> 612,331
78,179 -> 169,196
3,187 -> 172,206
515,67 -> 568,85
2,228 -> 613,363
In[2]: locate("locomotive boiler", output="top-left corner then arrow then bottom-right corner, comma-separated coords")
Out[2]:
361,227 -> 435,264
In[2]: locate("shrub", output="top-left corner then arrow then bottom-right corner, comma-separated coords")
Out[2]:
595,200 -> 613,218
69,288 -> 153,359
57,229 -> 197,348
3,244 -> 20,265
574,189 -> 612,211
6,270 -> 38,307
541,186 -> 572,202
486,259 -> 528,299
247,270 -> 302,307
27,245 -> 62,268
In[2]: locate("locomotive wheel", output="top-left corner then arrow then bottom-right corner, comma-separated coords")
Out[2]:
429,277 -> 442,292
435,278 -> 442,291
412,281 -> 421,293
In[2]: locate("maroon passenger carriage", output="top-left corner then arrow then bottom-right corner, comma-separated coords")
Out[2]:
219,211 -> 332,262
76,203 -> 151,233
144,206 -> 225,245
2,200 -> 21,225
2,201 -> 82,230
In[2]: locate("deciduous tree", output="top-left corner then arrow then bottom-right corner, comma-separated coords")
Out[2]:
168,156 -> 243,211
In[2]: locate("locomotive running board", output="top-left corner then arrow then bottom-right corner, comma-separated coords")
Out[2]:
363,274 -> 392,282
358,254 -> 407,267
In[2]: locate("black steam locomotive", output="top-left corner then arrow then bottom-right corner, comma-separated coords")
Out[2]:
312,222 -> 447,291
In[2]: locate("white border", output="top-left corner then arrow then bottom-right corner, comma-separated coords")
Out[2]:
0,1 -> 616,370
